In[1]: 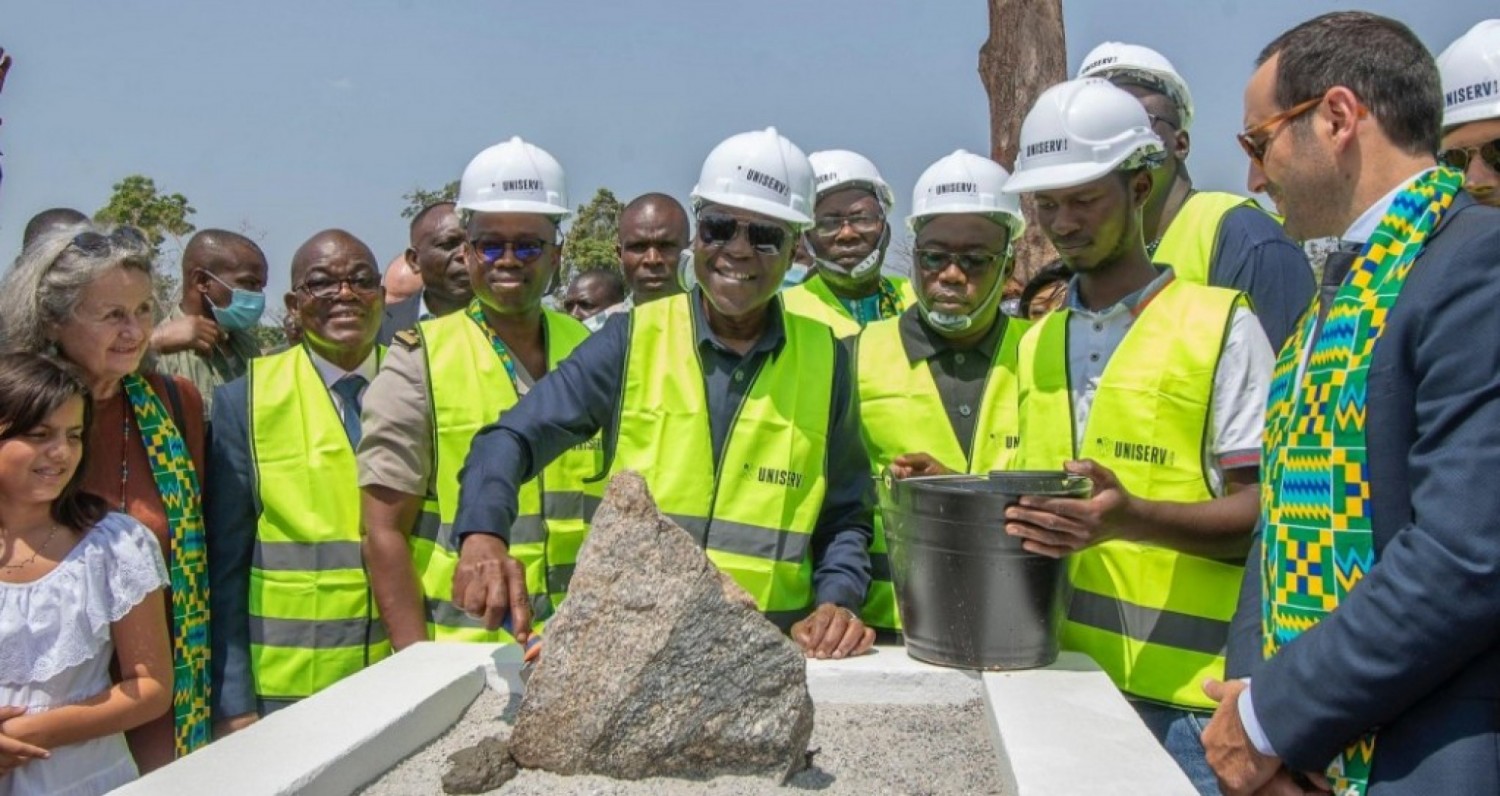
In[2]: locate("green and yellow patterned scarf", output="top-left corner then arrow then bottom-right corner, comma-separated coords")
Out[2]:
808,272 -> 905,327
121,374 -> 211,757
1261,168 -> 1463,795
465,298 -> 521,387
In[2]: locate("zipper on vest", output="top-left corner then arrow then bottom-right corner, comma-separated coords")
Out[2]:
702,355 -> 770,550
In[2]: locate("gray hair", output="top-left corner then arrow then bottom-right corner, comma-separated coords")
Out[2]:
0,223 -> 155,354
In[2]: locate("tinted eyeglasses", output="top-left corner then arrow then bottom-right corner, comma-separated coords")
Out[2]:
1237,96 -> 1323,165
1439,139 -> 1500,174
697,212 -> 789,255
471,239 -> 548,265
811,213 -> 884,237
914,248 -> 1008,274
69,226 -> 149,257
296,273 -> 382,300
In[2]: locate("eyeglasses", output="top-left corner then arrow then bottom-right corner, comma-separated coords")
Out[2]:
1236,96 -> 1323,165
697,212 -> 789,255
296,273 -> 382,299
69,226 -> 150,257
914,248 -> 1009,274
1439,139 -> 1500,174
811,213 -> 884,237
1147,114 -> 1180,132
471,239 -> 548,265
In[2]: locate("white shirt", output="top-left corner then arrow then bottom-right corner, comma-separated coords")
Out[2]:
1064,268 -> 1274,492
308,348 -> 379,417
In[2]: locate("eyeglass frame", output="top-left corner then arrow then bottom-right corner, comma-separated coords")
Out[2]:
68,226 -> 150,258
468,238 -> 551,266
1438,138 -> 1500,173
810,212 -> 886,238
294,273 -> 383,300
695,212 -> 792,255
912,247 -> 1012,275
1236,96 -> 1324,165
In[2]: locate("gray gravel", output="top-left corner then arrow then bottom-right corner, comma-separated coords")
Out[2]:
362,687 -> 1009,795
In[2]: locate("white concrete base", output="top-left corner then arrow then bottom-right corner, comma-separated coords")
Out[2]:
122,643 -> 1194,795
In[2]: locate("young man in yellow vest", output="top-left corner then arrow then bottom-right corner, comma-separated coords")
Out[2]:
358,137 -> 600,651
1001,78 -> 1273,795
452,128 -> 878,659
1078,42 -> 1314,353
207,229 -> 387,731
782,150 -> 916,338
853,149 -> 1029,635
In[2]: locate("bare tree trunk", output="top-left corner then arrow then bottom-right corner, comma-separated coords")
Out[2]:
979,0 -> 1066,295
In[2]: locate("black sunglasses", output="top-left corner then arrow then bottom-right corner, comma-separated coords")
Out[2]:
69,226 -> 149,257
472,238 -> 548,265
914,248 -> 1009,274
1438,139 -> 1500,174
697,212 -> 789,255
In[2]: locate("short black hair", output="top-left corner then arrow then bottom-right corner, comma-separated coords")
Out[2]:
570,267 -> 626,304
1258,11 -> 1441,156
181,229 -> 266,278
0,352 -> 108,533
409,201 -> 456,243
22,208 -> 89,249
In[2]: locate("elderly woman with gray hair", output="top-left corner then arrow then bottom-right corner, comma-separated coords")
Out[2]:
0,223 -> 210,772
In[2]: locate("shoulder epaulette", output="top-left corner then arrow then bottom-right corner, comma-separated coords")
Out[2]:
394,329 -> 422,350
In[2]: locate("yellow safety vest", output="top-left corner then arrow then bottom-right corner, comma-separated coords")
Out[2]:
416,310 -> 601,642
248,345 -> 389,701
609,293 -> 834,627
1153,191 -> 1259,286
1016,278 -> 1246,710
854,313 -> 1029,631
783,273 -> 917,339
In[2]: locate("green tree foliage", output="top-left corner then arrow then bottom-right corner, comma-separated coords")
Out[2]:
559,187 -> 622,291
401,180 -> 459,219
95,174 -> 197,314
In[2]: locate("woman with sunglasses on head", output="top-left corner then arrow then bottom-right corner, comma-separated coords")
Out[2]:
1437,20 -> 1500,208
0,352 -> 172,796
0,224 -> 210,773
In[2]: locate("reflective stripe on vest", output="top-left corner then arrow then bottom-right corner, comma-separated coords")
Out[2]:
1017,279 -> 1246,709
610,293 -> 833,615
248,346 -> 389,700
783,273 -> 917,339
418,309 -> 601,643
1153,191 -> 1258,286
853,314 -> 1029,631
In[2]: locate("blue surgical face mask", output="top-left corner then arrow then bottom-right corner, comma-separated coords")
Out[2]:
203,271 -> 266,331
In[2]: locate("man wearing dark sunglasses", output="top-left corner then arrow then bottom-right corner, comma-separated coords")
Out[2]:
1078,41 -> 1314,354
1004,77 -> 1273,795
1204,12 -> 1500,796
152,229 -> 269,419
783,150 -> 915,339
360,136 -> 600,652
454,128 -> 878,661
206,229 -> 386,731
1437,19 -> 1500,208
852,149 -> 1029,638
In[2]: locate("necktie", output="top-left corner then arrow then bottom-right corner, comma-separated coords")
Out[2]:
331,374 -> 368,446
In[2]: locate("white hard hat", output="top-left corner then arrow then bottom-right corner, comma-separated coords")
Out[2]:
690,127 -> 816,231
457,136 -> 570,218
1438,19 -> 1500,128
1003,78 -> 1166,195
1077,41 -> 1195,131
808,149 -> 895,209
906,150 -> 1025,236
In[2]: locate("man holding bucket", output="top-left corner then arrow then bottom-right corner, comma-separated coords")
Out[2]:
852,149 -> 1029,637
1001,77 -> 1273,794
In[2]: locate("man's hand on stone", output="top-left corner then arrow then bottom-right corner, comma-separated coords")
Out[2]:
453,534 -> 531,644
790,603 -> 874,659
888,452 -> 954,480
1202,678 -> 1282,796
152,313 -> 223,355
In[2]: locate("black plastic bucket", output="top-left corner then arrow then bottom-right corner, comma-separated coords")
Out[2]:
879,471 -> 1091,670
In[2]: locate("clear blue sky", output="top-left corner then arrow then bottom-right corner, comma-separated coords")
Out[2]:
1,1 -> 1491,299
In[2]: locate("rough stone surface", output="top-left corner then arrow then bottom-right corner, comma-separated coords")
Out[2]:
507,471 -> 815,782
441,737 -> 518,794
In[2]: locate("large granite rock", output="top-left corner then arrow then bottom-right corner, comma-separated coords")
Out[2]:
508,470 -> 814,782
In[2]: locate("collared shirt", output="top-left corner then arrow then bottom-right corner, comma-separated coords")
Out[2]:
895,306 -> 1009,460
451,289 -> 874,611
307,348 -> 378,417
153,303 -> 262,419
1063,267 -> 1272,490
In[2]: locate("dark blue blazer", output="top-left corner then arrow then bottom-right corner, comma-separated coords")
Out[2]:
1226,193 -> 1500,794
205,375 -> 259,719
377,293 -> 421,346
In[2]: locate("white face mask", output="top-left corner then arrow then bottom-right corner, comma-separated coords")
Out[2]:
810,225 -> 890,281
677,249 -> 698,292
917,270 -> 1005,334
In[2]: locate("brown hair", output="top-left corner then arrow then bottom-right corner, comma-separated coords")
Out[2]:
0,352 -> 108,532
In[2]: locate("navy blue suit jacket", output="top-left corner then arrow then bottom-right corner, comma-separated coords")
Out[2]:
205,375 -> 259,719
376,293 -> 421,346
1226,193 -> 1500,793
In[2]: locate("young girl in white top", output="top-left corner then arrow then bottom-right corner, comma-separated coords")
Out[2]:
0,352 -> 172,796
